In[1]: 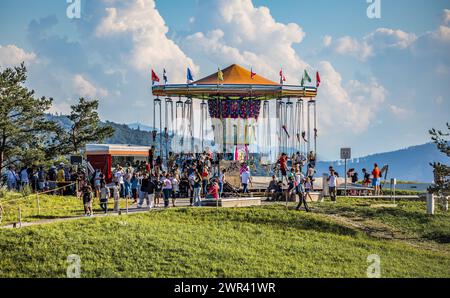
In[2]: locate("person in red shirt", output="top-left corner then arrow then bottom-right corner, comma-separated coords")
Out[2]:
372,163 -> 381,195
207,180 -> 220,200
278,153 -> 288,183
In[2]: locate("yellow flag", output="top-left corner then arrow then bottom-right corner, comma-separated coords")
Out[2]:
217,67 -> 224,81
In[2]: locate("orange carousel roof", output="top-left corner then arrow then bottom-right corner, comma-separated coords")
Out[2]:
152,64 -> 317,99
193,64 -> 279,85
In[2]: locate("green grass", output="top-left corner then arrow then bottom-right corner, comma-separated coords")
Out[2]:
312,197 -> 450,244
0,201 -> 449,278
0,192 -> 129,226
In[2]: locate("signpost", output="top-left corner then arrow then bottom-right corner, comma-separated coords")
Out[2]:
340,148 -> 351,195
390,178 -> 397,203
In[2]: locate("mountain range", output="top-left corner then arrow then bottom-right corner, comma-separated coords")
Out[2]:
46,115 -> 448,182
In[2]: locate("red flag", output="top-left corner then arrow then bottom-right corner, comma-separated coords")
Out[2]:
316,71 -> 321,88
250,68 -> 256,79
151,69 -> 160,84
279,69 -> 286,84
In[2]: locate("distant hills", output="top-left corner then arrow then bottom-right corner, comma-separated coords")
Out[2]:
316,143 -> 449,183
47,114 -> 448,182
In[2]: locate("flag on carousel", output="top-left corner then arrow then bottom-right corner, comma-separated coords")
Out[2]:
304,69 -> 312,83
316,71 -> 321,88
279,68 -> 286,84
250,67 -> 256,79
300,76 -> 305,87
217,67 -> 224,82
187,67 -> 194,84
151,69 -> 160,85
163,68 -> 168,84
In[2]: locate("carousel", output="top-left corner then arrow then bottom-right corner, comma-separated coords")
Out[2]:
151,64 -> 318,184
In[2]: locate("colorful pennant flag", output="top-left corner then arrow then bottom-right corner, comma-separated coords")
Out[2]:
300,76 -> 304,87
217,67 -> 224,81
279,69 -> 286,84
151,69 -> 160,85
187,67 -> 194,84
316,71 -> 321,88
163,68 -> 168,84
304,69 -> 312,83
250,68 -> 256,79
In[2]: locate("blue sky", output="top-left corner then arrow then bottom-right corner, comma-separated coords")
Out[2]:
0,0 -> 449,160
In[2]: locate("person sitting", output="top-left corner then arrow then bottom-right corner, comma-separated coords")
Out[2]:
272,181 -> 284,201
266,175 -> 278,201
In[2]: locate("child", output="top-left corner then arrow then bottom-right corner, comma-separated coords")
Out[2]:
304,177 -> 313,202
99,182 -> 110,214
113,181 -> 120,212
82,185 -> 93,217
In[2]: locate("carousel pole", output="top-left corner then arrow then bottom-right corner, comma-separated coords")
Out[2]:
307,100 -> 311,155
154,97 -> 162,161
313,99 -> 317,157
296,99 -> 302,155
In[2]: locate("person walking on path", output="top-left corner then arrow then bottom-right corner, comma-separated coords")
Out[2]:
372,163 -> 381,196
327,168 -> 338,203
218,168 -> 226,198
112,181 -> 120,212
193,170 -> 202,206
162,174 -> 172,208
130,173 -> 139,204
295,175 -> 310,212
82,185 -> 94,217
99,182 -> 110,214
240,167 -> 252,194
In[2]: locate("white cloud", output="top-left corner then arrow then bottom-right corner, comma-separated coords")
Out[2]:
389,104 -> 411,119
332,36 -> 372,61
435,96 -> 444,105
73,74 -> 108,98
365,28 -> 417,50
0,44 -> 36,67
95,0 -> 198,82
323,35 -> 332,47
184,0 -> 308,83
329,10 -> 449,60
183,0 -> 388,135
443,9 -> 450,25
316,61 -> 387,133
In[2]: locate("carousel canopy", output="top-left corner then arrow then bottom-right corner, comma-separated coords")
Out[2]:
152,64 -> 317,99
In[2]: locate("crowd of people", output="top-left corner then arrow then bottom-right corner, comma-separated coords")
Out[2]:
4,163 -> 87,195
2,145 -> 383,216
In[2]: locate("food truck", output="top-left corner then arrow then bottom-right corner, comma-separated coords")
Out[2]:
85,144 -> 151,182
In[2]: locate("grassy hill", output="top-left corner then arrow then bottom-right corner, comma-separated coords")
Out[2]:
0,195 -> 448,278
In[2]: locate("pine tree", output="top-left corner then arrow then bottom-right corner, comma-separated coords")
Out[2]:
0,63 -> 60,171
58,98 -> 115,154
428,122 -> 450,196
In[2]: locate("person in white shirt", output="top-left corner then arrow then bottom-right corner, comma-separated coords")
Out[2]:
327,169 -> 338,202
171,176 -> 179,207
114,165 -> 124,197
240,169 -> 252,194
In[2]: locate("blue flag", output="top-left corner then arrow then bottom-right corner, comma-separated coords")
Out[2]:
187,67 -> 194,83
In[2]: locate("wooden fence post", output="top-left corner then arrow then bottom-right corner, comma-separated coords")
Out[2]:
36,192 -> 40,216
426,193 -> 435,215
18,206 -> 22,228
